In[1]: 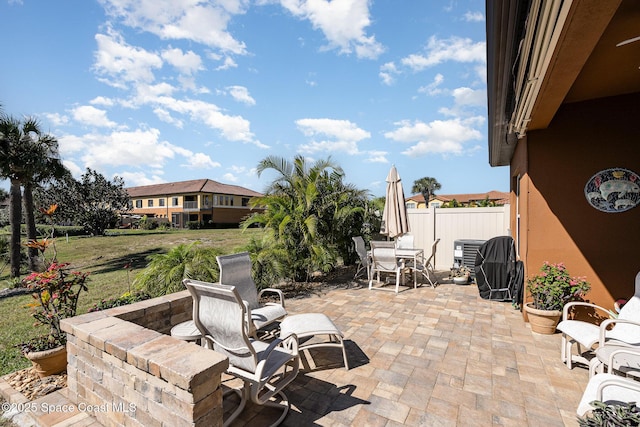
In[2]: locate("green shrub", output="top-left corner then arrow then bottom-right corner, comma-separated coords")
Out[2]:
88,291 -> 152,312
186,221 -> 203,230
578,401 -> 640,426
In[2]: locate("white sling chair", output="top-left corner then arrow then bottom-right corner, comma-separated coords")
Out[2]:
369,240 -> 404,293
184,279 -> 299,427
217,252 -> 287,338
577,348 -> 640,417
558,271 -> 640,369
352,236 -> 371,280
412,238 -> 440,287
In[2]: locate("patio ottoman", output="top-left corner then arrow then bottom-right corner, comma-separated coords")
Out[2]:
279,313 -> 349,370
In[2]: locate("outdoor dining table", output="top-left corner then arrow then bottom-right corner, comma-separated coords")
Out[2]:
396,247 -> 423,288
367,246 -> 424,289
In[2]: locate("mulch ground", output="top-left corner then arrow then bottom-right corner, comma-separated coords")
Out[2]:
3,368 -> 66,401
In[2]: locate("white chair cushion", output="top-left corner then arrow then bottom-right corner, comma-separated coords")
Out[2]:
557,320 -> 600,349
251,304 -> 287,330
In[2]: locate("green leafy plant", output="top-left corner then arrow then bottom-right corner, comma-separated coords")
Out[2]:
578,400 -> 640,426
88,290 -> 151,312
527,261 -> 590,311
450,265 -> 472,278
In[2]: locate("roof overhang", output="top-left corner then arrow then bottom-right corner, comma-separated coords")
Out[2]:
486,0 -> 638,167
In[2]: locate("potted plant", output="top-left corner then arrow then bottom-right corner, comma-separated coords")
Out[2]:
19,261 -> 89,377
524,261 -> 590,334
450,265 -> 472,285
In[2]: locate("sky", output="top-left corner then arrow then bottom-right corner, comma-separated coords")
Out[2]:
0,0 -> 508,198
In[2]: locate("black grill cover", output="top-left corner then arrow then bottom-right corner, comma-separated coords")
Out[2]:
474,236 -> 518,301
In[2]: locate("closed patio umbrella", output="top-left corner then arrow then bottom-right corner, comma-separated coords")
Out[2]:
380,165 -> 409,239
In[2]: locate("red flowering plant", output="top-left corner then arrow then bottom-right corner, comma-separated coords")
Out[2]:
18,204 -> 90,354
19,262 -> 89,353
526,262 -> 590,311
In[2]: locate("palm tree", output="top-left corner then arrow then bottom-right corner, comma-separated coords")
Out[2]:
133,242 -> 222,297
243,155 -> 365,282
412,177 -> 442,208
0,114 -> 66,275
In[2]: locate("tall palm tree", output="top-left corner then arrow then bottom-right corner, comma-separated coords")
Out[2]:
0,114 -> 65,276
412,177 -> 442,208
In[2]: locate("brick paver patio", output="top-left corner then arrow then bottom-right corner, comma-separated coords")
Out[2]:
1,272 -> 591,426
225,273 -> 590,426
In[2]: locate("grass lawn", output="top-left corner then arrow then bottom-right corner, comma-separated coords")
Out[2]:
0,227 -> 262,376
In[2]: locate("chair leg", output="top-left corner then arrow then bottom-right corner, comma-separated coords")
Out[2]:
261,390 -> 291,427
223,383 -> 249,427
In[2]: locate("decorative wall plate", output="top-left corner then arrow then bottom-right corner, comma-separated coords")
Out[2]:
584,168 -> 640,213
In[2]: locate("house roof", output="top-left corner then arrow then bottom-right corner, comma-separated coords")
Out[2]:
407,191 -> 510,205
126,179 -> 263,198
486,0 -> 640,166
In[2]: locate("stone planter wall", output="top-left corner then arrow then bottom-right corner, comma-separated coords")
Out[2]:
60,290 -> 228,427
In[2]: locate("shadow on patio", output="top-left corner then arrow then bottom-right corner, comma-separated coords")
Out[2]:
229,272 -> 590,426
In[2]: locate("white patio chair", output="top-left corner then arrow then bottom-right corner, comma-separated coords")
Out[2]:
395,233 -> 414,249
369,240 -> 404,293
352,236 -> 371,280
557,271 -> 640,369
184,279 -> 299,427
217,252 -> 287,338
577,348 -> 640,417
412,238 -> 440,287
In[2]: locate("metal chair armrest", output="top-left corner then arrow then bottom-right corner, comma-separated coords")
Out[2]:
258,288 -> 285,308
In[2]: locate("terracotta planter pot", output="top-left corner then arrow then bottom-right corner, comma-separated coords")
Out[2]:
524,303 -> 562,335
25,346 -> 67,378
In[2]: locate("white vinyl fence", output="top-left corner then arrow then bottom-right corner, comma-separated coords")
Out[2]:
406,205 -> 511,270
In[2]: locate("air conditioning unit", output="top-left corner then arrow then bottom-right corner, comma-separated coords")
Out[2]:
453,239 -> 486,277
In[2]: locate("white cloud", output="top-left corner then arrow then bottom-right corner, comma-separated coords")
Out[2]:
44,113 -> 69,127
384,118 -> 483,157
161,47 -> 203,75
439,87 -> 487,117
183,152 -> 221,169
226,85 -> 256,106
216,56 -> 238,70
93,29 -> 163,87
365,150 -> 388,163
464,11 -> 484,22
222,172 -> 238,182
279,0 -> 384,59
299,140 -> 360,155
418,73 -> 445,95
451,87 -> 486,107
117,171 -> 165,186
98,0 -> 248,54
295,118 -> 370,155
401,36 -> 486,71
295,118 -> 370,141
379,62 -> 399,85
90,96 -> 115,107
151,97 -> 267,147
153,108 -> 184,127
58,127 -> 226,183
71,105 -> 117,128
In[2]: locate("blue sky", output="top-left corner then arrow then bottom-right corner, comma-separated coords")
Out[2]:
0,0 -> 508,198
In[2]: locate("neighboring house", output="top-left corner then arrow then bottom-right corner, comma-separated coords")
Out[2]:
486,1 -> 640,309
406,191 -> 509,209
126,179 -> 263,228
